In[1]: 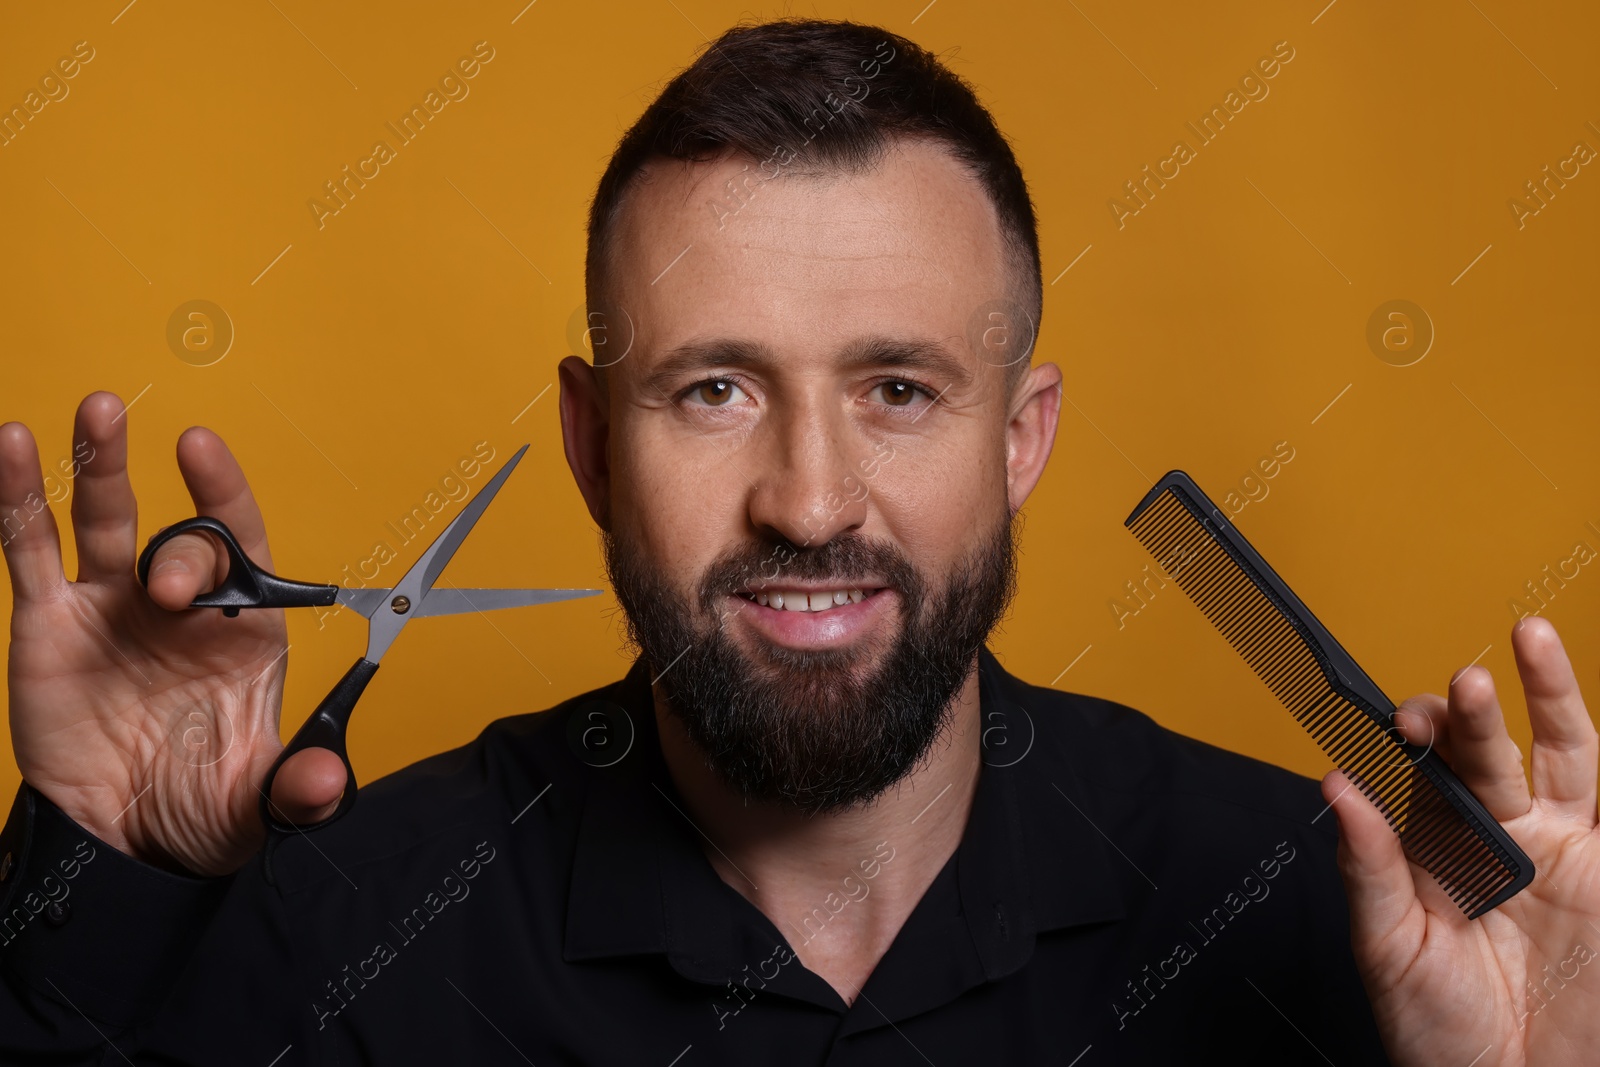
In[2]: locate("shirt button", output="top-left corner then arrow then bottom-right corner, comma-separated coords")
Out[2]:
0,851 -> 12,882
44,900 -> 71,928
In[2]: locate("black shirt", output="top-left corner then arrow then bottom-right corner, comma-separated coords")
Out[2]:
0,647 -> 1391,1065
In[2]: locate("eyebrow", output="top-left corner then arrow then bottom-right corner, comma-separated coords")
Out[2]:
640,335 -> 975,397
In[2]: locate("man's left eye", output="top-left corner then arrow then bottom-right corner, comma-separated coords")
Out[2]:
689,379 -> 747,406
871,380 -> 928,407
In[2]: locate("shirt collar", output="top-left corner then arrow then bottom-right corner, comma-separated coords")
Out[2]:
562,647 -> 1128,990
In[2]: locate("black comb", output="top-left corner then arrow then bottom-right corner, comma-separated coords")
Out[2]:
1125,470 -> 1533,919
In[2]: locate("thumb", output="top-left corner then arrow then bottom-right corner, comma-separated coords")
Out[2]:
1322,768 -> 1422,959
265,747 -> 346,826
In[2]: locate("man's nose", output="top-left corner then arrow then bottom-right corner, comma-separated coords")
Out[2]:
746,407 -> 870,548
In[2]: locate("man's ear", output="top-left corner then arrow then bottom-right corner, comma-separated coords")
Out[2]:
558,355 -> 611,530
1004,361 -> 1062,513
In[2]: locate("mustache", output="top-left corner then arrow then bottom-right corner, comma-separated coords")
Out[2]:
698,532 -> 923,604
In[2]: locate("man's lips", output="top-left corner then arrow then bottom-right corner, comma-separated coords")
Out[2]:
726,585 -> 896,650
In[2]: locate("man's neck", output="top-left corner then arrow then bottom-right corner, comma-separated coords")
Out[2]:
651,658 -> 984,1006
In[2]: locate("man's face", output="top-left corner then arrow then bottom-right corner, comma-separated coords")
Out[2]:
565,138 -> 1055,813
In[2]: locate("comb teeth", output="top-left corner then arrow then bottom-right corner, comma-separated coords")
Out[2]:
1126,478 -> 1533,919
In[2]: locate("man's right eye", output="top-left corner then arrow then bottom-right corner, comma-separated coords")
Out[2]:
685,379 -> 748,407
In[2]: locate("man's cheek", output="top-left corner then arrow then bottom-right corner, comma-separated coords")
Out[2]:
715,598 -> 746,630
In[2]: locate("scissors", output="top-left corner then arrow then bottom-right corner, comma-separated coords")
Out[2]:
135,444 -> 599,860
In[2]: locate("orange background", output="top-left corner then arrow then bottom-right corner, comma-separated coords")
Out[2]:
3,0 -> 1596,803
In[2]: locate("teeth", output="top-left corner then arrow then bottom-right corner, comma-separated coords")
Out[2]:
746,588 -> 872,613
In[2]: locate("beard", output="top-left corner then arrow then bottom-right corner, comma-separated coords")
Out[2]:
602,509 -> 1019,815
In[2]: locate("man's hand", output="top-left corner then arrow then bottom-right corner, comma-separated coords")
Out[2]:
1,391 -> 345,876
1325,615 -> 1600,1067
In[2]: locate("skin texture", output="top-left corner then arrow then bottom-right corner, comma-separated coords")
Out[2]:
0,397 -> 344,875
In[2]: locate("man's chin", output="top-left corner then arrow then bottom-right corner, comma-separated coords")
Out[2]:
718,645 -> 885,706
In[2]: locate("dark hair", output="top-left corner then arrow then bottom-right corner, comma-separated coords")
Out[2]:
585,18 -> 1042,378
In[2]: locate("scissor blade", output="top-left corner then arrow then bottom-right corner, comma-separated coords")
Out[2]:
411,444 -> 531,598
414,587 -> 601,617
335,588 -> 395,618
336,585 -> 601,621
362,444 -> 530,662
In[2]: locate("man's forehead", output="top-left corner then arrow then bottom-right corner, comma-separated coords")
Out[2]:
596,140 -> 1014,372
605,139 -> 1009,288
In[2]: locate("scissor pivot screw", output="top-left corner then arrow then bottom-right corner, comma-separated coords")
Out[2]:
391,596 -> 411,614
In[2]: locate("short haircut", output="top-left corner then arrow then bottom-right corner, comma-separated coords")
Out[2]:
584,18 -> 1043,385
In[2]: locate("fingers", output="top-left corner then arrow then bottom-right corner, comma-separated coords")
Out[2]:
1322,769 -> 1421,958
143,528 -> 229,611
69,392 -> 139,582
1512,616 -> 1598,822
1443,664 -> 1531,822
1389,692 -> 1451,763
172,427 -> 274,572
0,420 -> 66,600
144,427 -> 274,611
266,748 -> 346,826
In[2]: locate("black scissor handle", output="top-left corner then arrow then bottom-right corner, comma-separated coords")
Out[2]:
136,516 -> 339,616
257,656 -> 379,882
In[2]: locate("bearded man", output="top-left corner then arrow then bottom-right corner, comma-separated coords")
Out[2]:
2,17 -> 1596,1067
